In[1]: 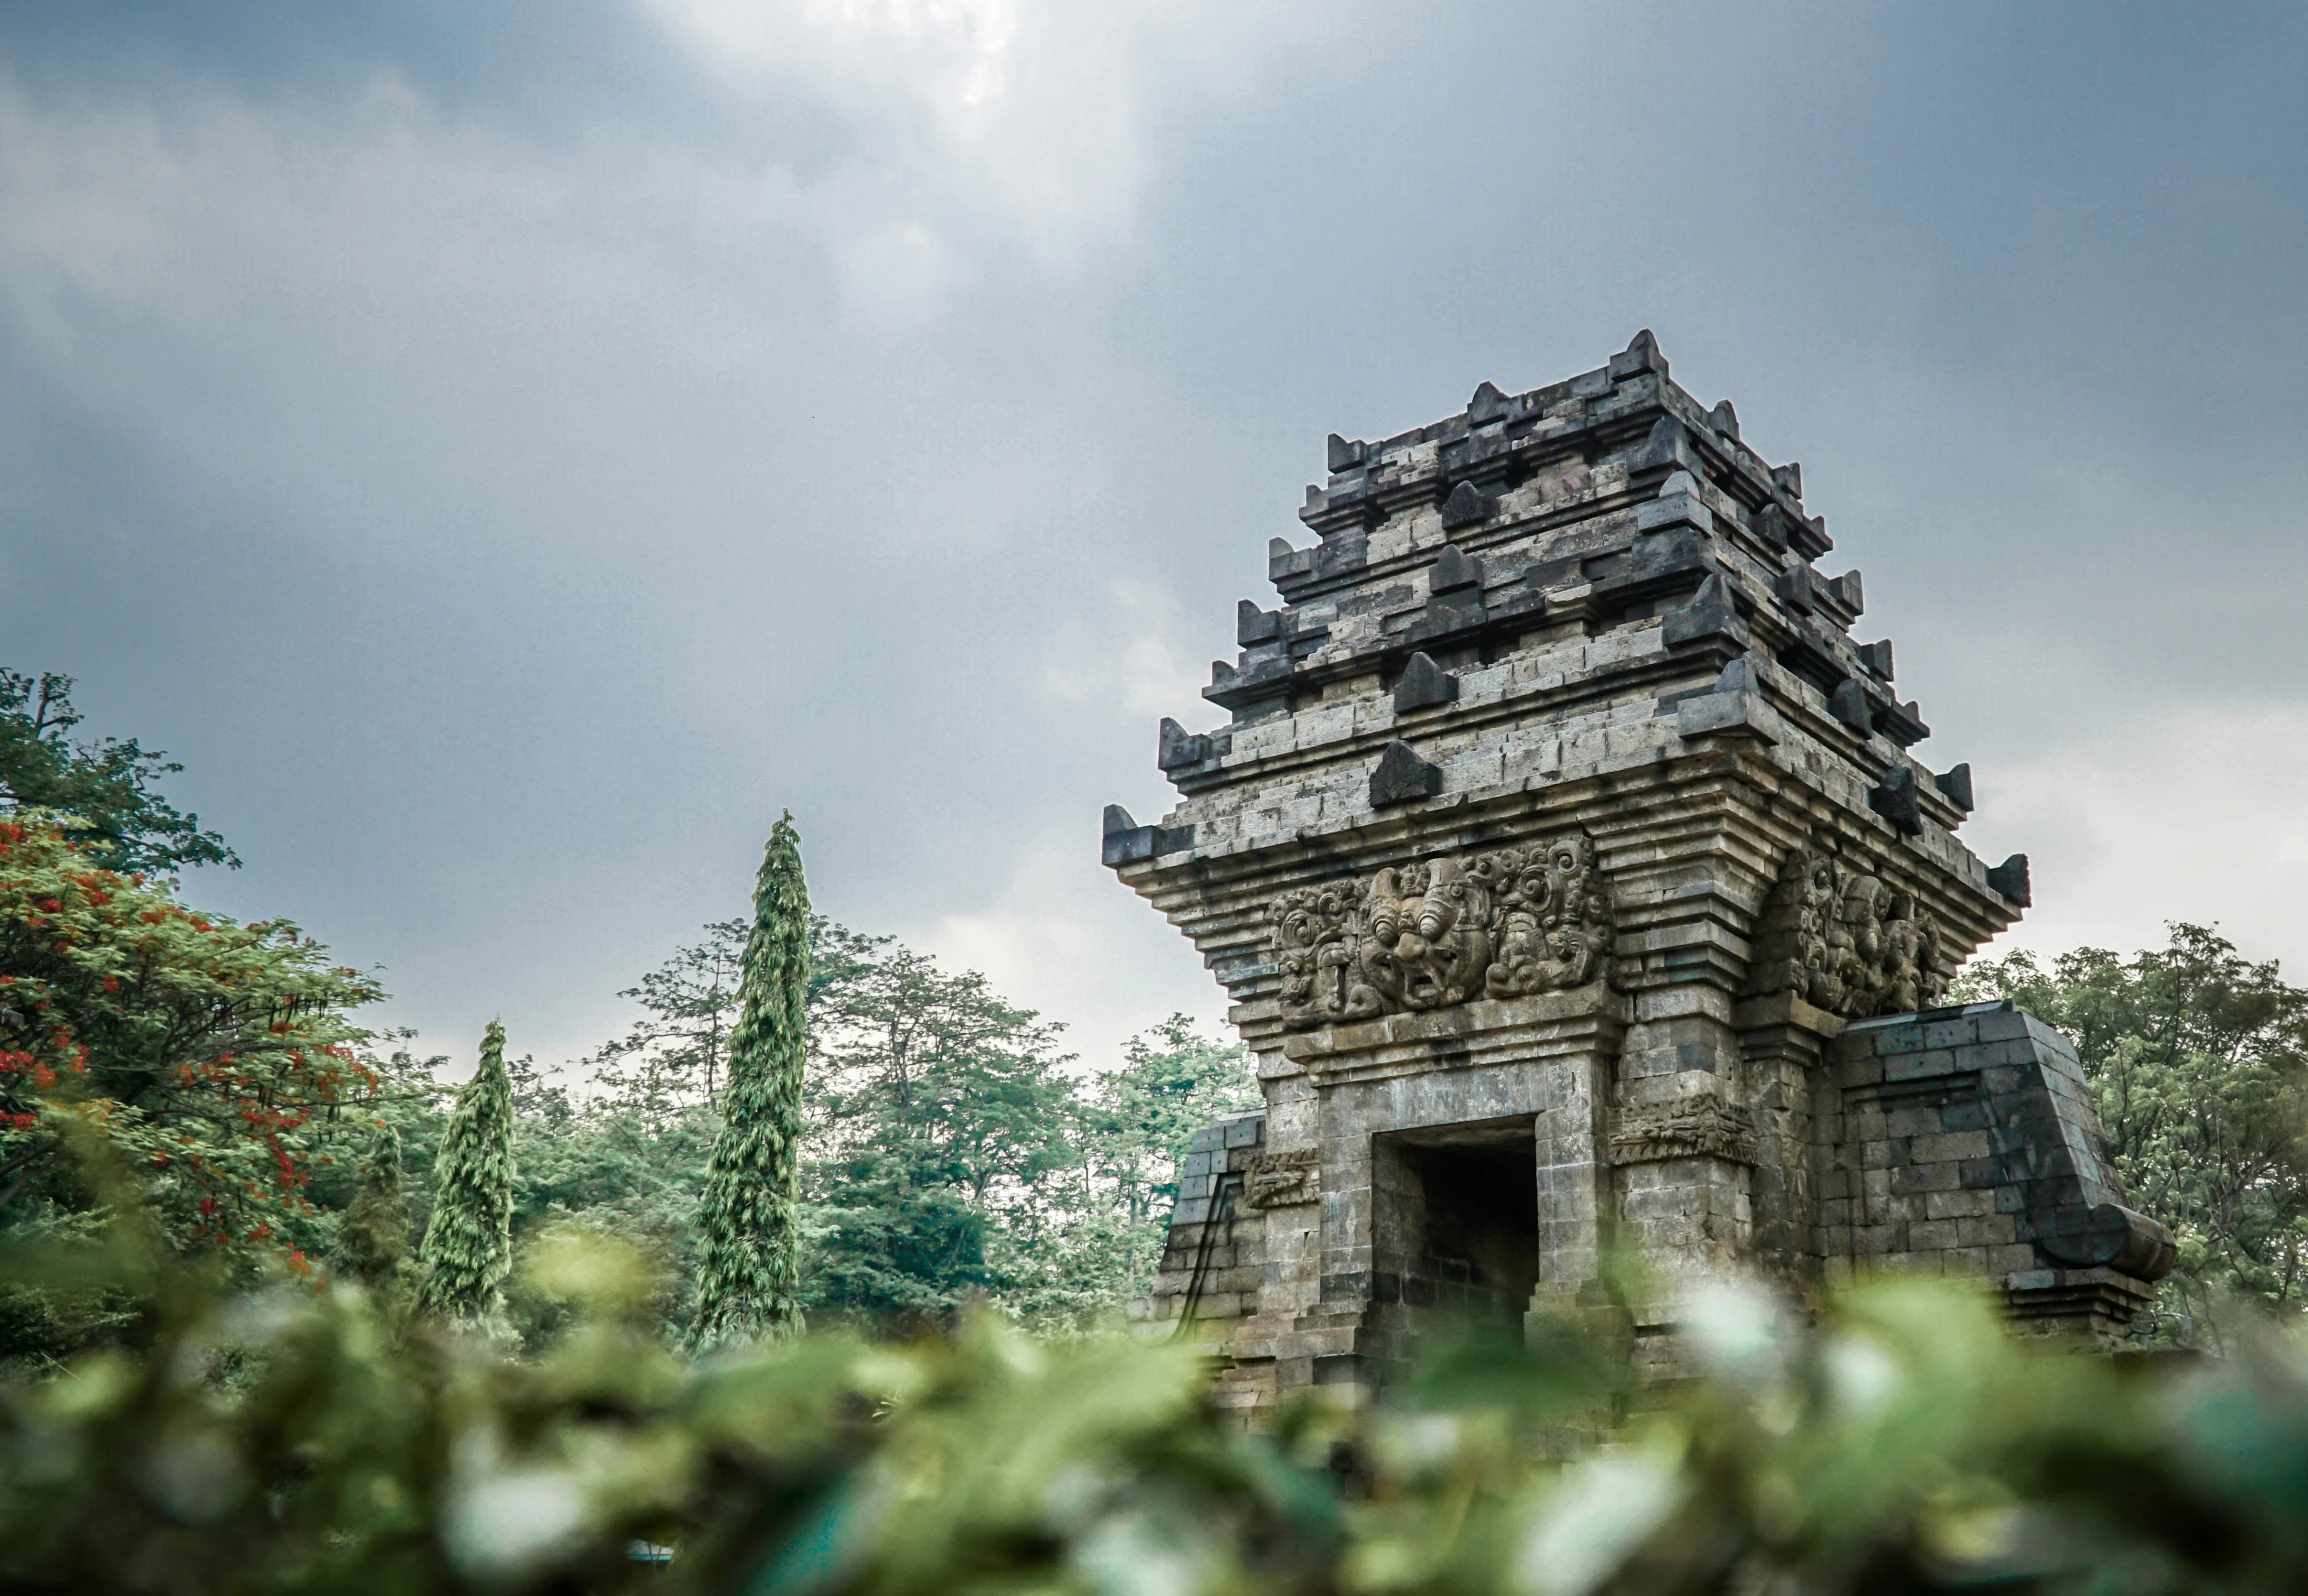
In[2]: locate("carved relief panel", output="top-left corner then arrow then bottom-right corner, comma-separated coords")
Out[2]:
1270,833 -> 1615,1030
1241,1148 -> 1319,1209
1743,843 -> 1946,1019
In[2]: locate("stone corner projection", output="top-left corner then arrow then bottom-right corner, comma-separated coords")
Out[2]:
1103,330 -> 2173,1419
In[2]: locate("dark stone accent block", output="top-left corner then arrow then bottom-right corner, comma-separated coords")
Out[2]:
1662,572 -> 1748,649
1102,804 -> 1195,867
1935,763 -> 1975,812
1369,740 -> 1443,807
1440,481 -> 1491,530
1608,327 -> 1668,380
1432,543 -> 1482,592
1829,678 -> 1873,733
1159,717 -> 1213,772
1394,651 -> 1459,713
1633,414 -> 1699,473
2034,1201 -> 2178,1278
1857,639 -> 1894,680
1988,853 -> 2031,907
1867,766 -> 1925,836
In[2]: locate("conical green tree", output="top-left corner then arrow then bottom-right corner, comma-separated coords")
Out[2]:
415,1020 -> 516,1326
688,815 -> 810,1351
340,1119 -> 413,1291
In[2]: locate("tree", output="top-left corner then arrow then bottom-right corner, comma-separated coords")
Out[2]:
1079,1016 -> 1259,1299
1957,923 -> 2308,1345
339,1120 -> 413,1295
0,670 -> 235,875
416,1021 -> 516,1326
0,815 -> 380,1269
687,817 -> 811,1350
803,917 -> 1081,1328
586,920 -> 746,1126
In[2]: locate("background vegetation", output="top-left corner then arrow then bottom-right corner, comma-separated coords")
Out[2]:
0,673 -> 1259,1364
9,671 -> 2308,1592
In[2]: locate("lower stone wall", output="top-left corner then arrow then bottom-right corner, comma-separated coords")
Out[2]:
1137,1109 -> 1268,1325
1133,999 -> 2178,1414
1819,1000 -> 2172,1339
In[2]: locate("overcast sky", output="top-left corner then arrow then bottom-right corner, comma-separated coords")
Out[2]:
3,2 -> 2305,1077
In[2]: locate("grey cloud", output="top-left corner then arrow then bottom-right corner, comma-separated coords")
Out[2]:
2,1 -> 2304,1070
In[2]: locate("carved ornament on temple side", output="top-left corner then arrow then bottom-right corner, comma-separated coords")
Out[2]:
1742,842 -> 1946,1019
1611,1096 -> 1759,1166
1241,1148 -> 1320,1210
1270,833 -> 1615,1031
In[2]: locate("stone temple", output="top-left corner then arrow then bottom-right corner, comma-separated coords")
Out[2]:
1105,331 -> 2175,1417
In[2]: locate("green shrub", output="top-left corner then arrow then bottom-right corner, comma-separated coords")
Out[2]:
10,1219 -> 2308,1595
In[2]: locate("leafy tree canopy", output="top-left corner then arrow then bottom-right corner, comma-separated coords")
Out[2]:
0,670 -> 236,875
586,919 -> 745,1128
416,1021 -> 517,1328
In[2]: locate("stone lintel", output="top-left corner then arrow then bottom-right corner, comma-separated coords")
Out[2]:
1283,985 -> 1628,1086
1731,989 -> 1846,1040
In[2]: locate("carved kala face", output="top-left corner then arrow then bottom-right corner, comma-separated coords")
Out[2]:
1270,833 -> 1614,1026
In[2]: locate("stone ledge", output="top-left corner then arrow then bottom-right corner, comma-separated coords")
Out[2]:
1282,985 -> 1630,1078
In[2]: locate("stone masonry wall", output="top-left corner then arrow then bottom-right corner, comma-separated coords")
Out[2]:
1820,999 -> 2173,1339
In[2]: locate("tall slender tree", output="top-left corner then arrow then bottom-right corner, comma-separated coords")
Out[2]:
415,1021 -> 516,1326
688,815 -> 810,1350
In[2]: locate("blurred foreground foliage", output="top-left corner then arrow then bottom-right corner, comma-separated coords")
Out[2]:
13,1222 -> 2308,1596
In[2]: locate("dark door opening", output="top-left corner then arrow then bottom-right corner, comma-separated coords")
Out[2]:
1372,1116 -> 1540,1348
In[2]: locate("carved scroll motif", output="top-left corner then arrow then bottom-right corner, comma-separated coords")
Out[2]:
1743,843 -> 1946,1019
1611,1097 -> 1758,1166
1241,1148 -> 1320,1209
1272,834 -> 1614,1030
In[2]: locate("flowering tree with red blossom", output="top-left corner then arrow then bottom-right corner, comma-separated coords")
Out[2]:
0,813 -> 382,1276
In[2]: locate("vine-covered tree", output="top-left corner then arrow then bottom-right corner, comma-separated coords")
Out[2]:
340,1120 -> 414,1294
1959,923 -> 2308,1345
416,1021 -> 516,1326
0,670 -> 235,875
687,817 -> 810,1350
